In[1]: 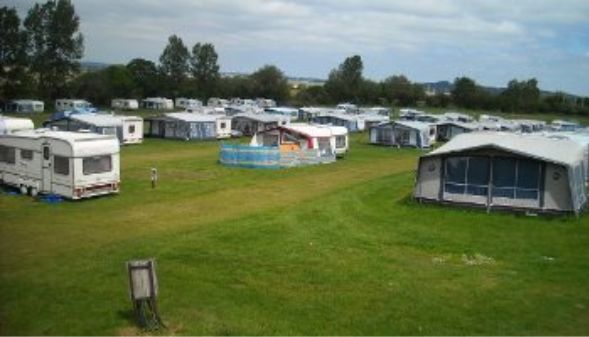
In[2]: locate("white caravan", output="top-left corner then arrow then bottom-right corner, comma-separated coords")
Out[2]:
117,115 -> 144,144
143,97 -> 174,110
55,99 -> 94,112
0,116 -> 35,135
45,113 -> 143,145
327,125 -> 349,156
175,98 -> 203,110
207,97 -> 229,107
0,129 -> 120,199
111,99 -> 139,110
6,100 -> 45,113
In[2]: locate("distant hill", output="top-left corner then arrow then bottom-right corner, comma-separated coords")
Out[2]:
80,61 -> 110,72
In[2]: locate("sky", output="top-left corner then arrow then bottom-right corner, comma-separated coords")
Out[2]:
6,0 -> 589,96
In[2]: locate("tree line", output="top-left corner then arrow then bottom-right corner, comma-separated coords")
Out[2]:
449,77 -> 589,116
74,35 -> 291,106
1,0 -> 588,116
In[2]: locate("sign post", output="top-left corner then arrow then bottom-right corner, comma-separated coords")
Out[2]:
150,168 -> 158,189
127,259 -> 164,330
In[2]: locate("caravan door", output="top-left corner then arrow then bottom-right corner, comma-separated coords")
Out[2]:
317,137 -> 332,157
41,143 -> 52,192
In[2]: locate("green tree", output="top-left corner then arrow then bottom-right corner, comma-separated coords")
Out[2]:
0,6 -> 30,100
324,55 -> 364,103
451,77 -> 479,109
159,34 -> 189,94
218,75 -> 252,98
190,42 -> 220,99
382,75 -> 424,106
102,65 -> 134,99
72,65 -> 137,106
249,65 -> 289,102
500,78 -> 540,113
24,0 -> 84,99
426,93 -> 451,108
540,92 -> 573,115
294,85 -> 329,106
72,71 -> 108,105
358,79 -> 382,104
126,58 -> 160,97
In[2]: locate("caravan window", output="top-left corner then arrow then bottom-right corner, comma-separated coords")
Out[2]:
128,125 -> 136,134
336,136 -> 346,148
0,146 -> 16,164
102,127 -> 117,136
20,149 -> 33,161
53,156 -> 69,175
83,155 -> 112,175
220,122 -> 227,129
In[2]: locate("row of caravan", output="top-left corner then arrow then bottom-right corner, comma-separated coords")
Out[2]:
4,97 -> 279,113
2,111 -> 288,145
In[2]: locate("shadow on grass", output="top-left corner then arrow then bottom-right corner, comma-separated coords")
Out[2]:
117,309 -> 136,326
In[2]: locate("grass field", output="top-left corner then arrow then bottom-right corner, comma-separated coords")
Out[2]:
1,126 -> 589,335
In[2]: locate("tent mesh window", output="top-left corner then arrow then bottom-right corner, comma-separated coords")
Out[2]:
263,135 -> 279,147
492,157 -> 540,200
444,156 -> 489,196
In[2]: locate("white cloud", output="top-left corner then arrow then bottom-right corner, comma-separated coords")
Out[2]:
3,0 -> 589,94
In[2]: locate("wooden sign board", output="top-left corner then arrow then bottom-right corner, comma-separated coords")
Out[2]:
127,259 -> 158,300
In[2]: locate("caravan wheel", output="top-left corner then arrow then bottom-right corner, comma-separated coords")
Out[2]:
30,187 -> 38,197
20,185 -> 28,195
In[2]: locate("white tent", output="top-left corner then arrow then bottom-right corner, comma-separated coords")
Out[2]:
369,120 -> 433,148
415,132 -> 587,214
